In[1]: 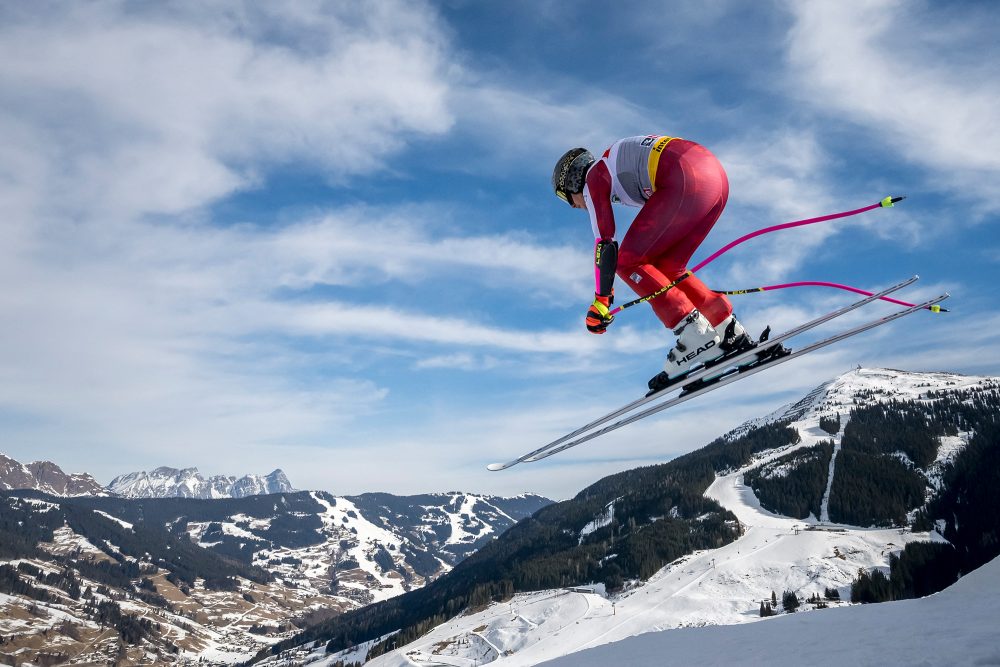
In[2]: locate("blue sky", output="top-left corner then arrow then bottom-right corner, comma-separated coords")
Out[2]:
1,1 -> 998,500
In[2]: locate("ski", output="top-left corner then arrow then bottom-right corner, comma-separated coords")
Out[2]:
488,290 -> 947,470
524,293 -> 948,464
486,275 -> 919,471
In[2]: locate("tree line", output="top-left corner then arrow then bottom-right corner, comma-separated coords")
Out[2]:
851,542 -> 961,603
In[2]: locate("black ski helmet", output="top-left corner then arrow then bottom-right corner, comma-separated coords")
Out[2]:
552,147 -> 595,205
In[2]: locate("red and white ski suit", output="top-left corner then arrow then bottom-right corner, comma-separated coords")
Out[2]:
583,135 -> 733,329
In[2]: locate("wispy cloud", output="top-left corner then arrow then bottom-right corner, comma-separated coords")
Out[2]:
715,130 -> 843,284
0,1 -> 454,221
450,83 -> 655,167
785,0 -> 1000,211
414,353 -> 499,371
267,210 -> 590,295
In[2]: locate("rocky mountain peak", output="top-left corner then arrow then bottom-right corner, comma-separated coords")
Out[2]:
0,452 -> 106,496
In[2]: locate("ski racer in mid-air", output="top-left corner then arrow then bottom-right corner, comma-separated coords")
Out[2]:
481,150 -> 933,470
552,135 -> 751,384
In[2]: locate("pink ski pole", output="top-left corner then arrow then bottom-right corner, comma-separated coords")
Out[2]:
609,196 -> 914,315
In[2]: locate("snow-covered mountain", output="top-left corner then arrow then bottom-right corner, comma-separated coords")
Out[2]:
173,490 -> 553,608
0,487 -> 552,664
0,452 -> 106,496
267,367 -> 1000,667
107,465 -> 295,499
729,366 -> 984,438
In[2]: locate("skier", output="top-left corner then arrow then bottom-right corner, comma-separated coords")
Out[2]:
552,135 -> 751,385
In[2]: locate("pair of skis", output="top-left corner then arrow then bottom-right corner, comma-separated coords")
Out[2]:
487,276 -> 948,471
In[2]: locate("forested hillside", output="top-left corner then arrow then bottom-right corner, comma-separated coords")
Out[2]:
744,441 -> 833,519
262,422 -> 802,660
829,386 -> 1000,529
260,372 -> 1000,665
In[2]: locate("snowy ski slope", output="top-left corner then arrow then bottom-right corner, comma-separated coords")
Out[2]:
281,369 -> 999,667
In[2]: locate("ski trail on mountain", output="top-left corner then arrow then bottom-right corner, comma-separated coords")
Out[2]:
819,432 -> 842,522
330,369 -> 999,667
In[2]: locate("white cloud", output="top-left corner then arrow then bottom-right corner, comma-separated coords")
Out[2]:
269,297 -> 661,357
0,1 -> 454,221
267,209 -> 590,295
0,1 -> 586,479
0,186 -> 667,482
709,130 -> 859,286
785,0 -> 1000,210
414,353 -> 498,371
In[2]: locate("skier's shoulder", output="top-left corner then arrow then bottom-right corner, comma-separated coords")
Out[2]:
585,156 -> 612,191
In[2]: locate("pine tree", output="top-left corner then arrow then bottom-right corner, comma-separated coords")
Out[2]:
819,413 -> 841,435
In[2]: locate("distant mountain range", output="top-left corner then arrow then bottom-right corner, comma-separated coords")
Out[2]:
0,452 -> 106,496
107,466 -> 296,499
0,454 -> 297,500
0,452 -> 552,664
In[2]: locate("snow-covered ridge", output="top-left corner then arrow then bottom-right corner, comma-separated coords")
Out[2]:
749,367 -> 993,432
107,465 -> 295,499
727,368 -> 995,444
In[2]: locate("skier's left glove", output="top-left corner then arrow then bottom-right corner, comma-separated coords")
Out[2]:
586,292 -> 614,334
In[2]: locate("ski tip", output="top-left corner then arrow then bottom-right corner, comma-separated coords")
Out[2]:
486,463 -> 506,472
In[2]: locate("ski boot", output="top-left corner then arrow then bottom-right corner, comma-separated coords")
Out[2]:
646,310 -> 723,395
716,314 -> 755,355
646,312 -> 755,396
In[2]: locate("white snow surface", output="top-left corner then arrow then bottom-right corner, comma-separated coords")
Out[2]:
306,368 -> 1000,667
93,509 -> 134,530
541,554 -> 1000,667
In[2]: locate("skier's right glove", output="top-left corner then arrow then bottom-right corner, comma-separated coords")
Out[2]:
586,293 -> 614,334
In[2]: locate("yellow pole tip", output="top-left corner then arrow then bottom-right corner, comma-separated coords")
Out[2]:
880,196 -> 894,208
930,305 -> 941,313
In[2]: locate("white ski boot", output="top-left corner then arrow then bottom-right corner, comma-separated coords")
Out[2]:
664,309 -> 724,380
716,313 -> 754,355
